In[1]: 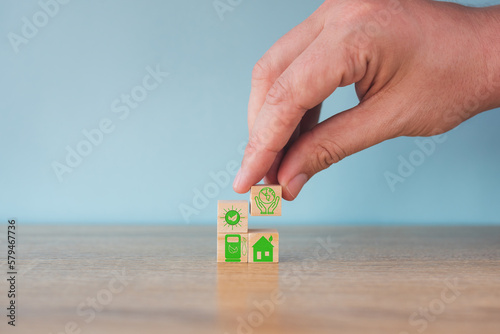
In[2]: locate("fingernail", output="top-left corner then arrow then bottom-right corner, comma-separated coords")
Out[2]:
286,173 -> 308,199
233,168 -> 242,191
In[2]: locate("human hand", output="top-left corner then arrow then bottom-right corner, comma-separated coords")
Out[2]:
233,0 -> 500,200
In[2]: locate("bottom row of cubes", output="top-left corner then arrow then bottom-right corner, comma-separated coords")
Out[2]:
217,229 -> 279,263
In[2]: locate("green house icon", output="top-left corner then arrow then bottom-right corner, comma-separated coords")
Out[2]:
252,236 -> 274,262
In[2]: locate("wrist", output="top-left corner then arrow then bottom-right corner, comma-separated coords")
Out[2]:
471,5 -> 500,111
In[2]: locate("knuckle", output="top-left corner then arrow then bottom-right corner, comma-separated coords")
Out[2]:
245,135 -> 261,156
246,130 -> 279,156
266,75 -> 293,107
342,0 -> 382,20
252,59 -> 271,84
273,110 -> 298,132
313,138 -> 347,171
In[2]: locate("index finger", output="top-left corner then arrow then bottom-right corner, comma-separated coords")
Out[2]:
248,15 -> 323,135
233,33 -> 347,193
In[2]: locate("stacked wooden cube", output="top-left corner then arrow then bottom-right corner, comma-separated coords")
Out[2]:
217,185 -> 281,263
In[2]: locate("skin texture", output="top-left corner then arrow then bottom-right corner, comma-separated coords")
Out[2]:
233,0 -> 500,200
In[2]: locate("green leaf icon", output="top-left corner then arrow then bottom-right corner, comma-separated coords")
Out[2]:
269,236 -> 273,242
228,244 -> 238,254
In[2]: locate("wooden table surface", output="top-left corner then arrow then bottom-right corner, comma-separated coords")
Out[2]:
1,225 -> 499,334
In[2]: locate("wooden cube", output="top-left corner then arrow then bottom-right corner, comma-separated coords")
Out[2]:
217,233 -> 248,263
217,200 -> 248,233
248,229 -> 279,263
250,185 -> 282,216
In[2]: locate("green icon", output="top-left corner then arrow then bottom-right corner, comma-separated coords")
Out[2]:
220,206 -> 245,230
254,187 -> 280,214
225,234 -> 247,262
252,236 -> 274,262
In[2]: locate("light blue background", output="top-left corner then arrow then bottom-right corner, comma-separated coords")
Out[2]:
1,0 -> 499,225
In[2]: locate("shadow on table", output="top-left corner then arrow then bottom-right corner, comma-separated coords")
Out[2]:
217,263 -> 284,334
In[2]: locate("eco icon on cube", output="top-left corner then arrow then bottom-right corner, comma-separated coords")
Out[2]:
217,185 -> 281,263
225,234 -> 247,262
248,229 -> 279,263
217,200 -> 248,234
250,185 -> 282,216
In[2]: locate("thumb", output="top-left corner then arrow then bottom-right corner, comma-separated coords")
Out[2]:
277,100 -> 401,200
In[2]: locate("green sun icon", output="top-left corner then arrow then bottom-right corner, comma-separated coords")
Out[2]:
220,206 -> 245,230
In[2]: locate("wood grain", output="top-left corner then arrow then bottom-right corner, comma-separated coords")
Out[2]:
0,225 -> 499,334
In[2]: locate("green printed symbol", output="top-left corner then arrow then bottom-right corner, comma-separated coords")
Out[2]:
220,206 -> 245,230
225,234 -> 247,262
252,236 -> 274,262
254,187 -> 280,214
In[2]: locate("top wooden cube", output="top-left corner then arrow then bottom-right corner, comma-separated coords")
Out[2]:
217,200 -> 248,233
250,185 -> 282,216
